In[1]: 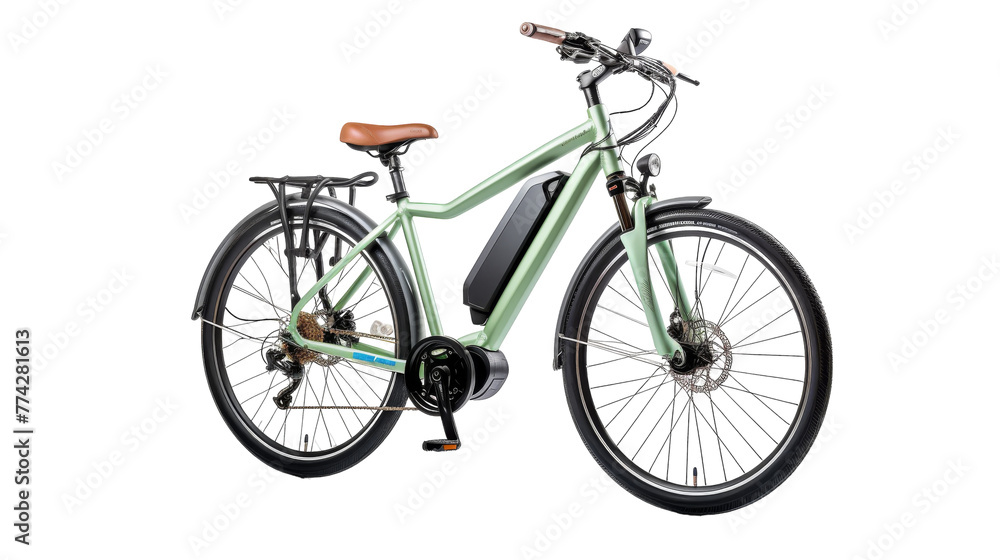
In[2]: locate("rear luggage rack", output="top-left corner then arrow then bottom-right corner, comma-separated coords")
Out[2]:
249,173 -> 379,306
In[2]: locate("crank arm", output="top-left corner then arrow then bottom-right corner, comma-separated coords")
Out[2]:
422,379 -> 461,452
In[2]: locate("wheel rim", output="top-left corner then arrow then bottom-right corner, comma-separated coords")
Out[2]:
574,225 -> 814,495
210,221 -> 401,460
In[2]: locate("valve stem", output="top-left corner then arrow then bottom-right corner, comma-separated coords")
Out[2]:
303,434 -> 309,452
693,467 -> 698,487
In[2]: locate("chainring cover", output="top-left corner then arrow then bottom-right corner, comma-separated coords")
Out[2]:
404,336 -> 475,415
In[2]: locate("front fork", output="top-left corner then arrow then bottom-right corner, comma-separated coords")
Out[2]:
615,194 -> 692,363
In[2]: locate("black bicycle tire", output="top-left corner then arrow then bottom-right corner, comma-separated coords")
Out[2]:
561,208 -> 832,514
200,205 -> 411,478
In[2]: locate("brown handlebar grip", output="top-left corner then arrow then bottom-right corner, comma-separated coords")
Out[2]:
657,59 -> 678,76
520,22 -> 566,45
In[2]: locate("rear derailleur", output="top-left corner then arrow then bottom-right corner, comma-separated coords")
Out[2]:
268,308 -> 361,410
266,348 -> 303,410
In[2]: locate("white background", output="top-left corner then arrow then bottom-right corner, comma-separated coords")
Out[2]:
2,0 -> 998,558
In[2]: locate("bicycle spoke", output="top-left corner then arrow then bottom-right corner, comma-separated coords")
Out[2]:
328,365 -> 363,426
592,371 -> 672,389
250,256 -> 278,314
684,387 -> 693,484
354,304 -> 388,322
694,397 -> 744,474
320,367 -> 352,435
598,376 -> 675,412
597,304 -> 648,327
707,392 -> 727,481
718,270 -> 765,326
731,351 -> 804,358
333,364 -> 374,408
723,372 -> 796,424
653,394 -> 693,478
232,369 -> 269,388
710,397 -> 762,462
616,373 -> 674,445
638,381 -> 679,465
306,371 -> 334,448
731,309 -> 792,348
587,349 -> 660,368
264,239 -> 289,279
731,330 -> 801,350
232,285 -> 291,315
717,254 -> 749,325
608,283 -> 645,313
227,346 -> 265,369
342,361 -> 386,401
721,285 -> 778,328
724,368 -> 803,383
244,370 -> 280,408
615,270 -> 646,313
698,243 -> 725,300
592,328 -> 645,352
721,378 -> 799,410
718,386 -> 778,445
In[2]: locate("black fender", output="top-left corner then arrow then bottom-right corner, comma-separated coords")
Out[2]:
552,195 -> 712,370
191,193 -> 423,346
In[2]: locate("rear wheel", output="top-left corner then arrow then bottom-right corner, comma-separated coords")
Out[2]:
561,208 -> 832,514
200,205 -> 412,477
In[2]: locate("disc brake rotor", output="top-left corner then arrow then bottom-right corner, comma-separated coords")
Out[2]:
671,319 -> 732,393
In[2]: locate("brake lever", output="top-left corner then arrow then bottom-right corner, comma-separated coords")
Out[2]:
676,73 -> 700,86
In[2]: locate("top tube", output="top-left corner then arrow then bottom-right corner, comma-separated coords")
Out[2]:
404,118 -> 597,220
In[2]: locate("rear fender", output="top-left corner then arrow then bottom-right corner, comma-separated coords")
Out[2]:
191,194 -> 423,347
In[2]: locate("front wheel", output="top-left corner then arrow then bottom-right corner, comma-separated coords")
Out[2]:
560,208 -> 832,514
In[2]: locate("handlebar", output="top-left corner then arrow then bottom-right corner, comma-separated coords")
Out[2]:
519,22 -> 699,87
519,22 -> 567,44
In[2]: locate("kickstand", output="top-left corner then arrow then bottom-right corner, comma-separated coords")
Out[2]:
422,379 -> 461,451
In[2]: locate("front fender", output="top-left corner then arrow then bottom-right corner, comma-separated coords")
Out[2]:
551,195 -> 712,370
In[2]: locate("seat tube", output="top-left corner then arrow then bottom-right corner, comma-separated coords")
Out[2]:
396,200 -> 443,336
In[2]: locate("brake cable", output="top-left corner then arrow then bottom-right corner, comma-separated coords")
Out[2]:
569,37 -> 679,159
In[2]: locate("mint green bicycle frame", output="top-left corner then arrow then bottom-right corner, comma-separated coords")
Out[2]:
288,104 -> 687,372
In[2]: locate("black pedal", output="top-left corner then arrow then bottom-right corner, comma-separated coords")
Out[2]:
422,439 -> 461,452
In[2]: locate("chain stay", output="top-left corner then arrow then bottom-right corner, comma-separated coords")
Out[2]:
288,405 -> 416,411
324,327 -> 396,344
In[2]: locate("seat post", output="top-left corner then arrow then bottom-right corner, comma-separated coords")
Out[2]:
382,154 -> 409,203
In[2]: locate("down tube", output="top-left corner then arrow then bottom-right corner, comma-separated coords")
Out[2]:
478,153 -> 603,350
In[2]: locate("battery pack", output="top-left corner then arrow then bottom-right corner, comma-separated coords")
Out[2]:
463,171 -> 569,325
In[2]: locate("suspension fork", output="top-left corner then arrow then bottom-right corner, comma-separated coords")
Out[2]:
616,194 -> 687,361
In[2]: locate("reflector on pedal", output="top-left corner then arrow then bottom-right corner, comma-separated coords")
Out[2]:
423,439 -> 462,452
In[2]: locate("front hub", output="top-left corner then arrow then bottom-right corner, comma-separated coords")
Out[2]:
668,319 -> 733,393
